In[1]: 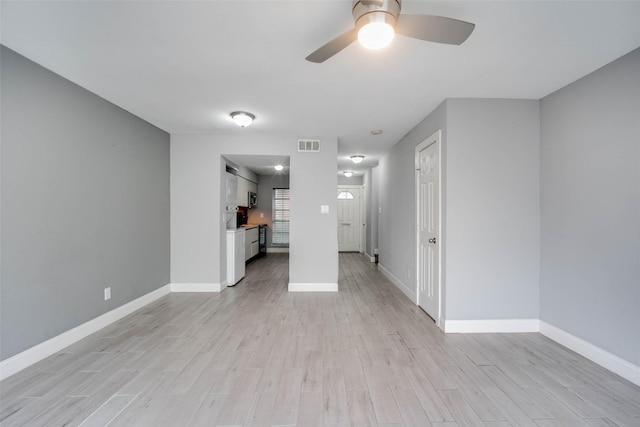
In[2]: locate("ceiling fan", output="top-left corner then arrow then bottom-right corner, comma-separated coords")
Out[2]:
306,0 -> 475,63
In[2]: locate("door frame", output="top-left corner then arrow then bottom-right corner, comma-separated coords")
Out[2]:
338,185 -> 365,253
415,130 -> 443,327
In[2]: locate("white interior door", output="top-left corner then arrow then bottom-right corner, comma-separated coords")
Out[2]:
337,187 -> 361,252
416,132 -> 440,322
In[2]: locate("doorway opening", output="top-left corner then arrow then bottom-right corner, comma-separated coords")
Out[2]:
222,154 -> 290,288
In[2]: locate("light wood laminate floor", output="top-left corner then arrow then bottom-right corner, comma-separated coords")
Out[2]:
1,253 -> 639,426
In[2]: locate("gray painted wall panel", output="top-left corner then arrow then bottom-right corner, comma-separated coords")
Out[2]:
376,101 -> 447,309
0,46 -> 170,360
337,175 -> 363,186
376,98 -> 541,322
540,48 -> 640,365
446,99 -> 540,320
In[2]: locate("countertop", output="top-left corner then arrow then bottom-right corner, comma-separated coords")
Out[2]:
227,228 -> 245,234
240,224 -> 265,230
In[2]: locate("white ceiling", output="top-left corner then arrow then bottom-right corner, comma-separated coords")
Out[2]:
225,154 -> 290,176
2,1 -> 639,174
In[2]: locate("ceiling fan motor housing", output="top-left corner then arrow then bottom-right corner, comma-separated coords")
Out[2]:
352,0 -> 401,31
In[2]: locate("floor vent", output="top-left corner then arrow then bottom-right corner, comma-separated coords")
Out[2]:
298,139 -> 320,152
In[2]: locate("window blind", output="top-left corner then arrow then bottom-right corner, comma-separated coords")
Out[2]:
272,188 -> 290,245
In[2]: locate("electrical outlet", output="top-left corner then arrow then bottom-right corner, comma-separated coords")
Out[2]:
407,269 -> 411,279
104,287 -> 111,301
321,205 -> 329,214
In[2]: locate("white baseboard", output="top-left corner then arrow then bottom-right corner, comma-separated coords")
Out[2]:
364,252 -> 375,263
444,319 -> 540,333
378,263 -> 417,304
540,321 -> 640,387
0,284 -> 171,381
170,282 -> 223,292
288,282 -> 338,292
267,247 -> 289,253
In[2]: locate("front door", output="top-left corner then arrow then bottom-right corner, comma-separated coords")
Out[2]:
416,131 -> 440,323
337,187 -> 361,252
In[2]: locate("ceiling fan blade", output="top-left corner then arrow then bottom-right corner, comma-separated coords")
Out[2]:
396,14 -> 475,45
305,28 -> 357,63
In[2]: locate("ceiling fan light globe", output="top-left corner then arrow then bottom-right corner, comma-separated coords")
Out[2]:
358,22 -> 394,49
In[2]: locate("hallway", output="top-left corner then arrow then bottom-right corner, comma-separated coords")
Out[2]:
1,253 -> 639,426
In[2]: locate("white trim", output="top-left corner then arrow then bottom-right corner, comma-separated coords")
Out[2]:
540,321 -> 640,387
170,283 -> 223,292
444,319 -> 540,333
288,282 -> 338,292
266,247 -> 289,253
364,252 -> 375,263
378,263 -> 417,304
0,284 -> 171,381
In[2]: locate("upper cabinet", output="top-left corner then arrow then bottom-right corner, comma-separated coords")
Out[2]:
237,176 -> 258,207
225,172 -> 238,205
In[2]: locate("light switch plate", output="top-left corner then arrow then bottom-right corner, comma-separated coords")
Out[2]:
321,205 -> 329,214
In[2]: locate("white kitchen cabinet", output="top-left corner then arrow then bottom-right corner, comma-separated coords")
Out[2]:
237,176 -> 258,207
244,226 -> 259,261
225,172 -> 238,205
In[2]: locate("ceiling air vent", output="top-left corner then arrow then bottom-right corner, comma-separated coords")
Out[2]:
298,139 -> 320,152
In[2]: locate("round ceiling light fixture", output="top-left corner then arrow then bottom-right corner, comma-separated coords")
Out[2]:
274,164 -> 284,171
343,171 -> 354,177
356,11 -> 396,50
350,155 -> 365,164
230,111 -> 255,127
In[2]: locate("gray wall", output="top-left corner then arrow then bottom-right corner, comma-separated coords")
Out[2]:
337,175 -> 364,186
247,174 -> 290,249
0,46 -> 170,360
364,170 -> 374,257
540,48 -> 640,366
446,99 -> 540,320
376,101 -> 448,311
171,134 -> 338,287
376,99 -> 541,322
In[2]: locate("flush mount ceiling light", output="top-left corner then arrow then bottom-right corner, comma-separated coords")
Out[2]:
350,155 -> 365,164
343,171 -> 354,177
230,111 -> 255,127
274,164 -> 284,171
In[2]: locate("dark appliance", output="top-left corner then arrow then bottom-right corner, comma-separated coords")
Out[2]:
248,192 -> 257,208
236,208 -> 248,227
259,224 -> 267,256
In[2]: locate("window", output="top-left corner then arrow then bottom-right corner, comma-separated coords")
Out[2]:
337,191 -> 354,200
272,188 -> 290,245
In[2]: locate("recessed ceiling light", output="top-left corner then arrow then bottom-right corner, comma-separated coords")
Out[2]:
343,171 -> 354,177
350,155 -> 365,164
371,129 -> 383,135
230,111 -> 255,127
274,164 -> 284,171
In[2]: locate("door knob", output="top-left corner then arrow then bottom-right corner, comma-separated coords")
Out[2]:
428,237 -> 437,244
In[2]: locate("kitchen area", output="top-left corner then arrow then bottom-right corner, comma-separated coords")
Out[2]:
224,155 -> 290,287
